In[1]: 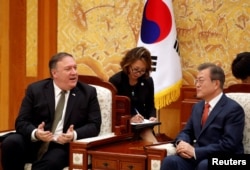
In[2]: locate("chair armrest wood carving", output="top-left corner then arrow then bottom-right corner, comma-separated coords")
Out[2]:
114,95 -> 131,135
69,75 -> 133,170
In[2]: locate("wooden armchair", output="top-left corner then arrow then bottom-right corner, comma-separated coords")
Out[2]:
144,83 -> 250,170
69,75 -> 133,170
77,75 -> 132,136
0,75 -> 132,170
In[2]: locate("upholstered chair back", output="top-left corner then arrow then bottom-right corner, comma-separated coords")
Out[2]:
226,93 -> 250,154
92,84 -> 112,136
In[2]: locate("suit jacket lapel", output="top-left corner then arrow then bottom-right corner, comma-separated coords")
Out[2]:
44,80 -> 56,121
63,87 -> 78,126
198,94 -> 227,136
194,102 -> 205,136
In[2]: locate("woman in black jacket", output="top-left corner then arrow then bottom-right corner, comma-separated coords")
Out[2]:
109,47 -> 158,143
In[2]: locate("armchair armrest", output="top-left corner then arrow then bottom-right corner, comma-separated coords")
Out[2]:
0,130 -> 16,142
69,134 -> 133,170
68,76 -> 134,170
144,141 -> 176,170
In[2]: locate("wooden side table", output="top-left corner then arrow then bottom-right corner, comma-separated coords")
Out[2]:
88,140 -> 152,170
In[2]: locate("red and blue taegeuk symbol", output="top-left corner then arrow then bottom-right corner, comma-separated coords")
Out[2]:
140,0 -> 172,44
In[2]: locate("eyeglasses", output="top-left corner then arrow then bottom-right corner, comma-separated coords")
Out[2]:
194,78 -> 205,85
130,67 -> 146,75
194,78 -> 218,85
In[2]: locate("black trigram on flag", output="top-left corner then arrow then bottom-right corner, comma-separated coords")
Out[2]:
151,39 -> 179,72
174,39 -> 180,55
151,55 -> 157,72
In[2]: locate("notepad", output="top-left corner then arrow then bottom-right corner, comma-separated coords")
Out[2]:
131,120 -> 161,130
131,119 -> 156,125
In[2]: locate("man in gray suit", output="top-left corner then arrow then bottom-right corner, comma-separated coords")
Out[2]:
1,52 -> 101,170
160,63 -> 245,170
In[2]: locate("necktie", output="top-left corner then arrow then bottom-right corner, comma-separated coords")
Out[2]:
201,103 -> 210,127
37,90 -> 66,160
51,90 -> 66,133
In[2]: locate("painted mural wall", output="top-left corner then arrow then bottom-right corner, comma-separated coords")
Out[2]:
57,0 -> 250,88
57,0 -> 143,81
176,0 -> 250,87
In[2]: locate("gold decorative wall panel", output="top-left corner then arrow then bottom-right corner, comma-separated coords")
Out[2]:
173,0 -> 250,87
26,0 -> 38,77
58,0 -> 143,81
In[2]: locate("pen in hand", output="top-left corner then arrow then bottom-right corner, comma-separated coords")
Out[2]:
134,108 -> 144,123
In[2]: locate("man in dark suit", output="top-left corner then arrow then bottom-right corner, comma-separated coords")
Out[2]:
160,63 -> 245,170
1,52 -> 101,170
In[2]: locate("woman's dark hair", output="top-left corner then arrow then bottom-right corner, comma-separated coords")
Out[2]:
231,52 -> 250,80
120,47 -> 152,78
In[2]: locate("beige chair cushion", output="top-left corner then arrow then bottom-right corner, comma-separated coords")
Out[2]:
91,85 -> 112,135
149,143 -> 177,156
226,93 -> 250,154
